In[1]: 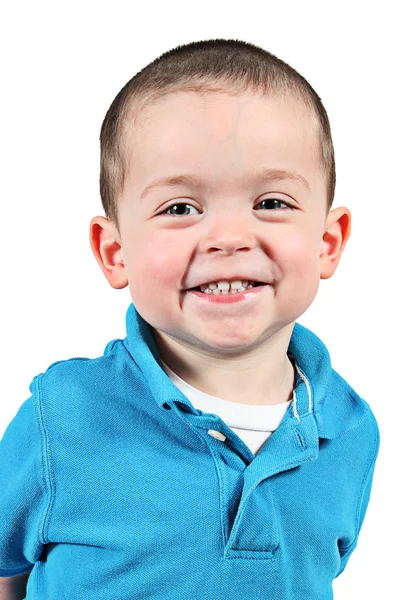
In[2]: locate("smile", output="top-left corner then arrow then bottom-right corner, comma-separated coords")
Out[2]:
186,284 -> 268,304
197,280 -> 264,295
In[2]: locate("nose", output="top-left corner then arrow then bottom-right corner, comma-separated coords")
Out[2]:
199,213 -> 256,255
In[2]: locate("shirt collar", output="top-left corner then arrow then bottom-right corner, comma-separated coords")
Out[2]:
123,303 -> 367,440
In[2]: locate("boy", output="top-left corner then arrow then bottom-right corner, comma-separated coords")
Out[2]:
0,39 -> 379,599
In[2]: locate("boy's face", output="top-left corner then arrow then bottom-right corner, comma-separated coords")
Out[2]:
94,90 -> 349,356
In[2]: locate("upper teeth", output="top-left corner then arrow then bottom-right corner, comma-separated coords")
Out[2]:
199,280 -> 254,294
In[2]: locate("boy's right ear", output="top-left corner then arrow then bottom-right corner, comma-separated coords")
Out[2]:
89,216 -> 128,289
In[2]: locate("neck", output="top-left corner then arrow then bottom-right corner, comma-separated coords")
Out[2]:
153,326 -> 296,406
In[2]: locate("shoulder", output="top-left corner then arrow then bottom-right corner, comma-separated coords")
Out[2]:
32,337 -> 139,419
316,367 -> 379,466
331,369 -> 378,435
38,337 -> 127,387
25,337 -> 148,454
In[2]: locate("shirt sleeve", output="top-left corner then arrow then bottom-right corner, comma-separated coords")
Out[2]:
336,413 -> 380,577
0,375 -> 49,576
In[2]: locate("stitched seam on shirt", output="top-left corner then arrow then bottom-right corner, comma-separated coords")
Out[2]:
179,416 -> 229,547
267,482 -> 280,553
203,437 -> 228,547
237,444 -> 319,527
332,404 -> 370,440
224,552 -> 275,561
354,415 -> 380,539
35,374 -> 56,545
294,429 -> 305,449
339,413 -> 380,553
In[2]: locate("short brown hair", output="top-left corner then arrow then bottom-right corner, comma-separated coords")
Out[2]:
100,39 -> 336,234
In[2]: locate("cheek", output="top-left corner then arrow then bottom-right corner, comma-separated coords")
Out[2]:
275,227 -> 322,289
271,229 -> 321,320
127,231 -> 185,304
277,226 -> 320,263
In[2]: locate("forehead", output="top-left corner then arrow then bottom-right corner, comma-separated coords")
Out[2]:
123,89 -> 324,198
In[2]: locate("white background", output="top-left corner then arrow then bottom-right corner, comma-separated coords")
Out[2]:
1,1 -> 417,597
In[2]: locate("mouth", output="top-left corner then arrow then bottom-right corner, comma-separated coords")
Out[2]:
186,281 -> 268,293
186,281 -> 269,304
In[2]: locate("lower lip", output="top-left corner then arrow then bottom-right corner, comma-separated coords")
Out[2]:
186,285 -> 268,303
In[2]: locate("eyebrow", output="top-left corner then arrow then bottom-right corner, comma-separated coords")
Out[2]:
140,167 -> 310,200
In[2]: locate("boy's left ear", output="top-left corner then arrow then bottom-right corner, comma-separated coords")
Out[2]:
319,207 -> 351,279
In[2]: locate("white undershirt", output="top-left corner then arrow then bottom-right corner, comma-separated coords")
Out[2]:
160,360 -> 291,456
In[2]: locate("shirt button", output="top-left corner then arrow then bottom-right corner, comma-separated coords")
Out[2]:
207,429 -> 226,442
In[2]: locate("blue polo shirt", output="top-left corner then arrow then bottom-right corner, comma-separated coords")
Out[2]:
0,303 -> 379,599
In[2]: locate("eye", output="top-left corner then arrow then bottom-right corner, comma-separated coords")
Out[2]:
255,198 -> 295,211
159,197 -> 295,217
160,202 -> 200,216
